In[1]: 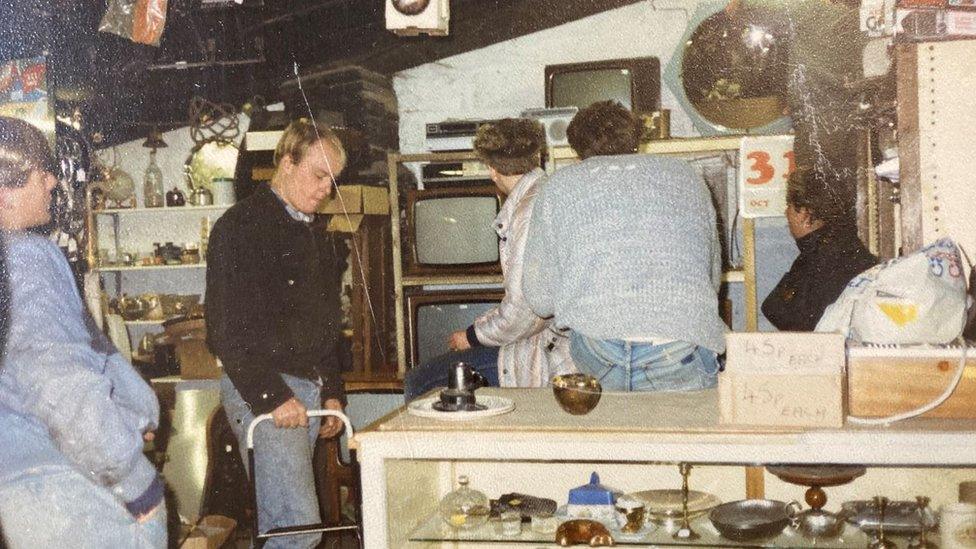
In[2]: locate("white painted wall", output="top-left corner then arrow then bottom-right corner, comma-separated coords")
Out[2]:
393,0 -> 708,154
391,0 -> 796,333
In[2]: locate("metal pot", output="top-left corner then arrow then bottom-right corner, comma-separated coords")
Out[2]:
795,508 -> 848,540
709,499 -> 801,541
189,186 -> 213,206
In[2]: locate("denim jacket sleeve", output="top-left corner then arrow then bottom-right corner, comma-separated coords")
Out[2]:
0,236 -> 159,505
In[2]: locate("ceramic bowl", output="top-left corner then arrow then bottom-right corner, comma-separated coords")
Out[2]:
552,374 -> 602,415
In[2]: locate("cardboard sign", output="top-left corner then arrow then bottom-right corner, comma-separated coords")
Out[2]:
738,135 -> 794,218
720,332 -> 846,428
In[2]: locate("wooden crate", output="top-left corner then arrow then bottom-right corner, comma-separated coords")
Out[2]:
848,348 -> 976,419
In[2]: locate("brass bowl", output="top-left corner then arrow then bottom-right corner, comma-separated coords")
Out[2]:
552,374 -> 602,415
115,296 -> 149,321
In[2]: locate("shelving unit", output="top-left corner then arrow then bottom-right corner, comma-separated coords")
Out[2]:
88,203 -> 231,358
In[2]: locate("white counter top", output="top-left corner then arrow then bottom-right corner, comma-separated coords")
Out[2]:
356,388 -> 976,466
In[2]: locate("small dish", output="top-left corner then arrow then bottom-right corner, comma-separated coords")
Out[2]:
628,489 -> 721,524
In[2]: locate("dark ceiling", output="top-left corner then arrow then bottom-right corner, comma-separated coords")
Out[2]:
1,0 -> 643,146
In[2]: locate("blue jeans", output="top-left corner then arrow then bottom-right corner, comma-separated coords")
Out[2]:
569,333 -> 719,392
403,346 -> 500,403
221,374 -> 323,549
0,464 -> 167,549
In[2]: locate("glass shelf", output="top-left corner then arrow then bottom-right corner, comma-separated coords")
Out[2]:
95,263 -> 206,272
95,205 -> 230,215
409,513 -> 874,547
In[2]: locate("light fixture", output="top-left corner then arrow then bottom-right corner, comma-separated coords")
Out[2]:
386,0 -> 449,36
142,126 -> 168,150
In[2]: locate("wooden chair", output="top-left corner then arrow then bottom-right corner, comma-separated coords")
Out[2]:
315,436 -> 361,528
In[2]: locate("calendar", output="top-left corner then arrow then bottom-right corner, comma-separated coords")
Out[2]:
738,135 -> 795,219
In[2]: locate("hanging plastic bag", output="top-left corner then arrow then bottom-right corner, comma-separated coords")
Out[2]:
816,238 -> 968,345
99,0 -> 168,47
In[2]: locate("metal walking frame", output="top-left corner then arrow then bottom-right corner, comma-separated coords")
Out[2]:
245,410 -> 361,548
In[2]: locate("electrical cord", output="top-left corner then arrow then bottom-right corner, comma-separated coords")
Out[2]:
847,337 -> 968,426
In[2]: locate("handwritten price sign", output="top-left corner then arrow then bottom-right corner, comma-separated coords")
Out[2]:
737,135 -> 795,219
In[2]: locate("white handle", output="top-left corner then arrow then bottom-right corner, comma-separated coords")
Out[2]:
246,409 -> 354,450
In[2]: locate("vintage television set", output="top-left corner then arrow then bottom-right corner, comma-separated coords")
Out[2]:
405,290 -> 505,369
403,185 -> 502,276
545,56 -> 661,114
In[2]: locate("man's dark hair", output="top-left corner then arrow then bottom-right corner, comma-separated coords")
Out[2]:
566,101 -> 641,159
786,168 -> 852,225
0,116 -> 56,189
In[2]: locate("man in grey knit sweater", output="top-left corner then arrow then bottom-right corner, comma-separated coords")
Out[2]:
521,101 -> 726,392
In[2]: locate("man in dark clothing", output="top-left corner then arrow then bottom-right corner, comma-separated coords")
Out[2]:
762,169 -> 878,331
205,118 -> 346,549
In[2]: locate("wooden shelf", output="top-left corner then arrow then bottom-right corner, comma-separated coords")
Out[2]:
95,262 -> 206,272
401,274 -> 504,286
95,205 -> 231,215
342,371 -> 402,393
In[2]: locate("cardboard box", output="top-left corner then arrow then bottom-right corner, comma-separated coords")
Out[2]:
848,345 -> 976,418
181,515 -> 237,549
720,333 -> 846,428
317,184 -> 388,215
164,319 -> 221,380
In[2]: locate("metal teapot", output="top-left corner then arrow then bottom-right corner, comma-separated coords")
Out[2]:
189,185 -> 213,206
432,363 -> 487,412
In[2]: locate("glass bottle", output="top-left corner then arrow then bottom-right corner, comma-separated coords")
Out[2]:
438,475 -> 489,530
143,149 -> 164,208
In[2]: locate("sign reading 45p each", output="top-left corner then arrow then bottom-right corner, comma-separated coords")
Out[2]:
738,135 -> 794,219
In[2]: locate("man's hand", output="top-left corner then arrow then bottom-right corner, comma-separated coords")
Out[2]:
318,398 -> 345,439
448,330 -> 471,352
271,397 -> 308,428
142,431 -> 155,443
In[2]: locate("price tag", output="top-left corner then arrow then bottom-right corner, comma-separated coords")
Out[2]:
720,332 -> 845,428
737,135 -> 795,219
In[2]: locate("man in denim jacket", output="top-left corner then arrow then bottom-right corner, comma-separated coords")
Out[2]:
0,116 -> 165,548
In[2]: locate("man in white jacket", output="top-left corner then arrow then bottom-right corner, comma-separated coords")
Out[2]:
404,119 -> 576,401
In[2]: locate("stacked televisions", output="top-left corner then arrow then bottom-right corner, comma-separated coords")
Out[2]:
396,55 -> 663,372
400,159 -> 504,371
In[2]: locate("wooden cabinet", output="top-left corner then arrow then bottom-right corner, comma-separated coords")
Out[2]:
353,388 -> 976,548
318,184 -> 398,388
896,39 -> 976,263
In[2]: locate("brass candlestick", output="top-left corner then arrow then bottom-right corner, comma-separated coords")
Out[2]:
907,496 -> 938,549
868,496 -> 898,549
673,463 -> 700,540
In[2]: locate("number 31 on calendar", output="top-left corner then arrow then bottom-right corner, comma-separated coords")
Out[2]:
738,135 -> 795,219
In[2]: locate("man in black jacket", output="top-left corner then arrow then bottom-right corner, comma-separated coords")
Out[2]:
762,169 -> 878,331
205,119 -> 346,548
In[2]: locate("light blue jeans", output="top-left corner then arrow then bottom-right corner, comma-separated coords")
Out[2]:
0,464 -> 166,549
569,333 -> 720,392
221,374 -> 323,549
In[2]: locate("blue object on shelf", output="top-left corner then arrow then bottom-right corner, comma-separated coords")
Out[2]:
567,472 -> 617,506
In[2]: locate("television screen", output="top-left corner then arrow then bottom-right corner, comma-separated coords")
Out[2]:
551,68 -> 634,111
546,57 -> 661,114
407,291 -> 504,368
405,186 -> 502,276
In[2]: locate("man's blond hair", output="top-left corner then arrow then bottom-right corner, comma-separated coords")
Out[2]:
273,118 -> 346,172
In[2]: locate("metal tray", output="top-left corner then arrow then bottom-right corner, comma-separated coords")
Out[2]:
842,500 -> 938,536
